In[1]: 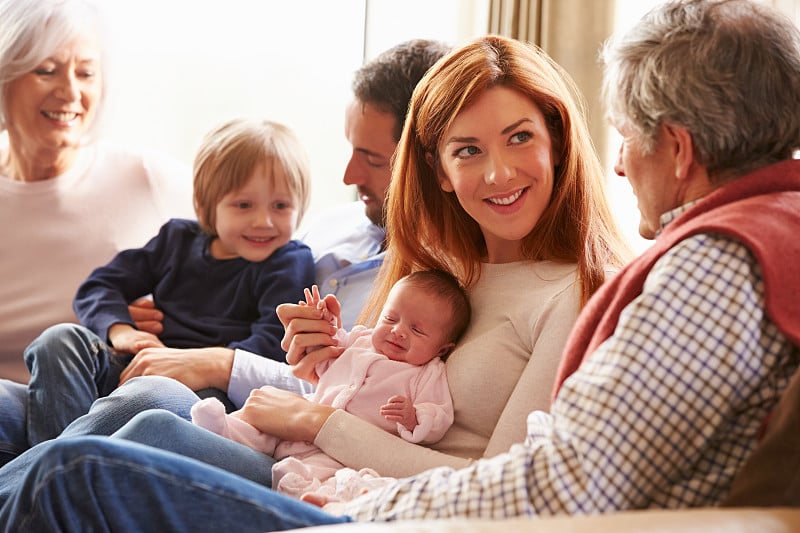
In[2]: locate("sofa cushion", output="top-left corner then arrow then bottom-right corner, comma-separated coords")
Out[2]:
291,508 -> 800,532
723,367 -> 800,507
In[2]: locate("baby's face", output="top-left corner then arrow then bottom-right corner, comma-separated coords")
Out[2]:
371,281 -> 454,365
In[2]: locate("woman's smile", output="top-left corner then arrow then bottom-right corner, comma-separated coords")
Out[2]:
438,86 -> 555,262
485,186 -> 529,209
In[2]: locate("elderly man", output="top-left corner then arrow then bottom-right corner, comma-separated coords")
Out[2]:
0,0 -> 797,529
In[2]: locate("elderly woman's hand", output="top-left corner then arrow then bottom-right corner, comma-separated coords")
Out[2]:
276,296 -> 345,383
237,386 -> 335,442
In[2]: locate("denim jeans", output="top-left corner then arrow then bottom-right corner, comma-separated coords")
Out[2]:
0,437 -> 352,532
24,323 -> 132,445
0,380 -> 26,466
0,377 -> 277,506
0,374 -> 194,469
113,409 -> 276,487
0,375 -> 200,504
19,321 -> 236,440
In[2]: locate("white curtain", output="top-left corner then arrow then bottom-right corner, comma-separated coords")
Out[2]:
488,0 -> 617,170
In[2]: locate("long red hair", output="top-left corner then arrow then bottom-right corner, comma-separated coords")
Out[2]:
360,35 -> 631,325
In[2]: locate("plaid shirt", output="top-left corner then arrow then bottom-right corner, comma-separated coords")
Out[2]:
342,203 -> 799,521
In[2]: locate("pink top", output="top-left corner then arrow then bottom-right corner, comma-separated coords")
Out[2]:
278,325 -> 453,461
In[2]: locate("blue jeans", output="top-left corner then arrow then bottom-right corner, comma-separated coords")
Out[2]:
0,362 -> 200,469
0,375 -> 200,503
0,376 -> 277,502
23,323 -> 236,446
25,323 -> 132,445
113,409 -> 276,487
0,437 -> 351,532
0,380 -> 26,466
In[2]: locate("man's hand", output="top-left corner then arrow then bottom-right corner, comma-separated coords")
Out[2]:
119,346 -> 234,391
380,395 -> 417,432
128,297 -> 164,335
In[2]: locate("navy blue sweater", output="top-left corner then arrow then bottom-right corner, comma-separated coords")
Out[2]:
74,219 -> 314,361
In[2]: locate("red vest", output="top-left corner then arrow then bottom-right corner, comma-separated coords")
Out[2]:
552,159 -> 800,402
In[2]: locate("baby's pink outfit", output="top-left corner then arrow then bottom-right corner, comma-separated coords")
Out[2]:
191,325 -> 453,501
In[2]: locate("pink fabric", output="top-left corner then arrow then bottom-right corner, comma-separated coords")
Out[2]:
272,457 -> 395,502
552,160 -> 800,402
191,398 -> 280,454
303,326 -> 453,444
192,325 -> 453,501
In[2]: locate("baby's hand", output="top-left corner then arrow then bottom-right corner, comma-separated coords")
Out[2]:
304,285 -> 336,328
380,395 -> 417,432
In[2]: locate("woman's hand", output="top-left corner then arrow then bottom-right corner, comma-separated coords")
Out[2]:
237,386 -> 335,442
277,296 -> 344,383
119,346 -> 234,391
128,297 -> 164,335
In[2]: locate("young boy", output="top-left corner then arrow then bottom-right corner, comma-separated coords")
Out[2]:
24,118 -> 315,444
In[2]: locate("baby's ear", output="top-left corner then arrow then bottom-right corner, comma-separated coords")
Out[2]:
436,342 -> 455,357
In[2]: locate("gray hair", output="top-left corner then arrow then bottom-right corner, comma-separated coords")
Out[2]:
0,0 -> 109,141
602,0 -> 800,182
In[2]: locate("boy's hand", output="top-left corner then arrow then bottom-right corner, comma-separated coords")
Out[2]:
128,297 -> 164,335
108,323 -> 164,354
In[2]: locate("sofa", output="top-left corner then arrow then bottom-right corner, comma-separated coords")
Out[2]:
294,508 -> 800,532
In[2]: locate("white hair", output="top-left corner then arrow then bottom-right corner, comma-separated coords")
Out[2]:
0,0 -> 110,141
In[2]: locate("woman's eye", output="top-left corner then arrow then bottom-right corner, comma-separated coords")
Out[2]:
454,145 -> 480,158
510,131 -> 532,144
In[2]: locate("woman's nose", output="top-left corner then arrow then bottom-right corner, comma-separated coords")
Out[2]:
54,72 -> 80,102
485,151 -> 514,184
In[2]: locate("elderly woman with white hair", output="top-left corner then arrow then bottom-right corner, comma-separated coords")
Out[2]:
0,0 -> 193,459
0,0 -> 193,383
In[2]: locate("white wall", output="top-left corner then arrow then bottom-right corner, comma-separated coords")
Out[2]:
364,0 -> 489,59
101,0 -> 366,216
99,0 -> 799,255
99,0 -> 489,221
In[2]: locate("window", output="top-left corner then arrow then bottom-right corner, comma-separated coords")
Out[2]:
101,0 -> 487,218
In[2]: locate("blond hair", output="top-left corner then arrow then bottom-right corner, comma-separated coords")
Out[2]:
192,118 -> 311,235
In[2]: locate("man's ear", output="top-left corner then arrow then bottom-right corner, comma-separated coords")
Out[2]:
426,152 -> 454,192
663,123 -> 694,181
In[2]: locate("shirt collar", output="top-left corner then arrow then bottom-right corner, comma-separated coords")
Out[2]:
656,199 -> 702,237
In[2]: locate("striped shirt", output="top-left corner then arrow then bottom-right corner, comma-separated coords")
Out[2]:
342,202 -> 799,521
